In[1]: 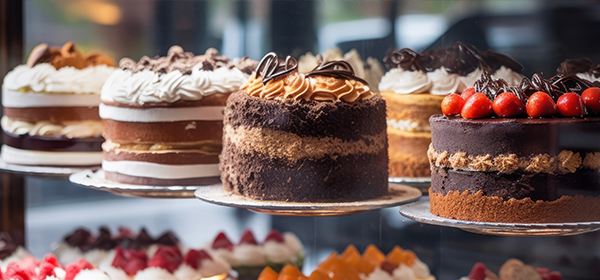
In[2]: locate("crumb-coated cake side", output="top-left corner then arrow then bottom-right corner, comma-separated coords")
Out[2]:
220,52 -> 389,202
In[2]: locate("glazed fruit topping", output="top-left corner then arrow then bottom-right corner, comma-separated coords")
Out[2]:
461,93 -> 493,119
467,262 -> 487,280
212,232 -> 234,251
557,92 -> 586,117
65,259 -> 95,280
582,87 -> 600,113
461,87 -> 476,101
184,249 -> 212,269
148,246 -> 183,273
239,229 -> 258,245
264,230 -> 285,243
5,263 -> 32,280
441,94 -> 465,116
493,92 -> 524,117
526,92 -> 558,118
536,268 -> 563,280
112,247 -> 148,276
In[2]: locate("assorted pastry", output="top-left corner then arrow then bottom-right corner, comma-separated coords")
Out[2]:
461,259 -> 562,280
100,46 -> 256,186
1,41 -> 115,166
430,66 -> 600,223
379,42 -> 523,178
220,52 -> 388,202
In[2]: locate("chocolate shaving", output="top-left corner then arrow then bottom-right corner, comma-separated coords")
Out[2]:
256,52 -> 298,84
305,60 -> 369,85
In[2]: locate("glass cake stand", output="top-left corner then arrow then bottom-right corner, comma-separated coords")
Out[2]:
0,157 -> 97,180
194,183 -> 422,217
399,197 -> 600,237
389,177 -> 430,194
69,169 -> 200,198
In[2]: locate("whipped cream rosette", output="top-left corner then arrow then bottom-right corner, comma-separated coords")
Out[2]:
379,42 -> 524,178
207,229 -> 304,280
1,42 -> 115,166
99,46 -> 257,186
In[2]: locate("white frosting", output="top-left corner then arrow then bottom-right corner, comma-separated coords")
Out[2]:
102,160 -> 220,179
101,66 -> 246,105
392,264 -> 416,280
209,248 -> 235,266
263,241 -> 293,264
83,249 -> 108,266
0,246 -> 30,271
492,66 -> 524,86
386,119 -> 429,132
53,243 -> 83,266
198,257 -> 231,277
378,68 -> 431,94
3,64 -> 115,94
459,68 -> 484,88
99,265 -> 132,280
133,267 -> 178,280
1,116 -> 102,138
283,233 -> 304,257
365,267 -> 394,280
99,104 -> 224,122
53,267 -> 66,280
174,263 -> 201,279
577,72 -> 600,83
2,145 -> 103,166
411,259 -> 431,279
73,269 -> 111,280
426,68 -> 466,95
231,244 -> 266,267
2,88 -> 101,108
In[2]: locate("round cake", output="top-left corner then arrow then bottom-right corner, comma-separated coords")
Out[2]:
380,42 -> 523,178
429,69 -> 600,223
1,42 -> 115,166
220,52 -> 389,202
100,46 -> 256,186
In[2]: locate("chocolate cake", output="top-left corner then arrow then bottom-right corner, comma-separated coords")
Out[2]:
1,42 -> 115,166
220,52 -> 388,202
429,71 -> 600,223
379,42 -> 523,178
100,46 -> 256,186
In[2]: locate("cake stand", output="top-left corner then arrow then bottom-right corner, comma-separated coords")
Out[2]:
0,157 -> 97,180
69,169 -> 199,198
399,197 -> 600,237
195,183 -> 422,217
388,177 -> 430,194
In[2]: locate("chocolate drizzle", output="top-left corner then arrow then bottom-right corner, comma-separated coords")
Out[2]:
557,58 -> 600,78
305,60 -> 369,85
256,52 -> 298,84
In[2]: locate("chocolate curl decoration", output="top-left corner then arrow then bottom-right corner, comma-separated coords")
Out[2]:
384,48 -> 421,71
473,71 -> 516,101
305,60 -> 369,85
256,52 -> 298,84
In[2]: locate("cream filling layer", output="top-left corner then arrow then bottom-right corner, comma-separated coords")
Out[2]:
386,119 -> 430,132
1,116 -> 103,138
99,103 -> 224,122
1,145 -> 102,166
2,88 -> 101,108
102,160 -> 220,179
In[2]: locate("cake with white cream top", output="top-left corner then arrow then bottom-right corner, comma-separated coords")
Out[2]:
1,42 -> 115,166
99,46 -> 256,186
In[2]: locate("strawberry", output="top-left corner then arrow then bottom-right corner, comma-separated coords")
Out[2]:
536,267 -> 549,276
64,259 -> 95,280
264,230 -> 285,243
112,247 -> 148,276
493,92 -> 524,117
441,94 -> 465,116
582,87 -> 600,114
42,254 -> 61,268
37,262 -> 58,280
467,263 -> 487,280
461,93 -> 493,119
184,249 -> 213,269
461,87 -> 476,101
212,232 -> 234,251
547,271 -> 563,280
18,255 -> 39,274
5,263 -> 32,280
526,92 -> 558,118
239,229 -> 258,245
148,246 -> 183,273
118,227 -> 134,238
557,92 -> 585,117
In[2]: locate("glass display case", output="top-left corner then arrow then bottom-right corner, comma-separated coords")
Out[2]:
1,1 -> 600,280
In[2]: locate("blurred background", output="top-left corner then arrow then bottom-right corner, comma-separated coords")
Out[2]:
2,0 -> 600,279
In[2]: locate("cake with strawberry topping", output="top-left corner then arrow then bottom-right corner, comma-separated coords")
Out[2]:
461,259 -> 562,280
207,229 -> 304,280
380,42 -> 522,178
430,70 -> 600,223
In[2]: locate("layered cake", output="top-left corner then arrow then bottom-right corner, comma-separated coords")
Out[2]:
100,46 -> 256,185
1,42 -> 115,166
461,259 -> 562,280
380,42 -> 523,177
298,48 -> 385,92
221,52 -> 388,202
429,71 -> 600,223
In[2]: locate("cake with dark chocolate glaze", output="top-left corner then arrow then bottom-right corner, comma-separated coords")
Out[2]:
220,52 -> 388,202
429,71 -> 600,223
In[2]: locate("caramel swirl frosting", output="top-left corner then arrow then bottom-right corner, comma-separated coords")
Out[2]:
243,52 -> 375,102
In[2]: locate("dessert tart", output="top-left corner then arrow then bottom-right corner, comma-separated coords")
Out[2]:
380,42 -> 523,178
1,42 -> 115,166
100,46 -> 256,186
429,70 -> 600,223
460,259 -> 562,280
220,52 -> 389,202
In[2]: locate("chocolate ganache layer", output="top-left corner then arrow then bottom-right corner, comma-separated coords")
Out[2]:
3,131 -> 103,152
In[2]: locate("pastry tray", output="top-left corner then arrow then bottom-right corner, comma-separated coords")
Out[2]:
389,177 -> 430,194
69,169 -> 199,198
195,183 -> 422,217
399,197 -> 600,237
0,157 -> 97,180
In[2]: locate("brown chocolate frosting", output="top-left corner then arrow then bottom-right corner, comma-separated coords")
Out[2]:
3,132 -> 103,152
557,58 -> 600,78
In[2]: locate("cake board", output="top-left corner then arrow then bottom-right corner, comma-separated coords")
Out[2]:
399,197 -> 600,236
0,157 -> 97,180
195,183 -> 422,217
